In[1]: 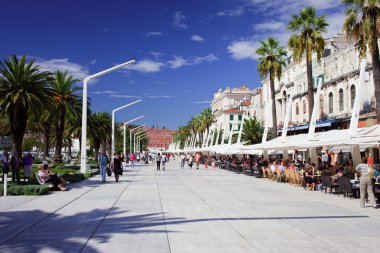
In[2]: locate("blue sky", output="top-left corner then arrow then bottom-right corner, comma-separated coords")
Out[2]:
1,0 -> 345,130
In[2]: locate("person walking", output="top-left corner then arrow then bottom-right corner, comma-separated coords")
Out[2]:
356,157 -> 376,208
1,151 -> 9,183
195,152 -> 201,170
22,152 -> 33,182
188,155 -> 193,169
180,154 -> 185,169
130,152 -> 135,168
161,154 -> 167,171
10,152 -> 21,184
156,153 -> 162,171
111,153 -> 122,182
98,151 -> 109,183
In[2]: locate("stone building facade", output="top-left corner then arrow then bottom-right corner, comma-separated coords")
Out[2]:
262,33 -> 376,131
210,86 -> 263,138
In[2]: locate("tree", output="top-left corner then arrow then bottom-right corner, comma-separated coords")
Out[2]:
88,112 -> 111,160
241,117 -> 264,145
343,0 -> 380,122
287,7 -> 328,122
50,71 -> 81,162
256,37 -> 287,139
0,55 -> 53,155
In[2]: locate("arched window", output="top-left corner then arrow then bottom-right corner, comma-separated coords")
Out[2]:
350,85 -> 356,109
303,100 -> 307,114
329,92 -> 333,114
295,103 -> 299,115
339,89 -> 344,111
319,94 -> 324,113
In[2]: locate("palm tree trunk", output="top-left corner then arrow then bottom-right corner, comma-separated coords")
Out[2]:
270,76 -> 277,139
306,54 -> 314,122
54,107 -> 65,163
10,104 -> 26,156
94,139 -> 101,161
372,42 -> 380,123
43,124 -> 50,157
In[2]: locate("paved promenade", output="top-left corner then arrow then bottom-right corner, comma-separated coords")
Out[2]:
0,160 -> 379,253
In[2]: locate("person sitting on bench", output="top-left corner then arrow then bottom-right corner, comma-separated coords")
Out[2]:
37,164 -> 68,191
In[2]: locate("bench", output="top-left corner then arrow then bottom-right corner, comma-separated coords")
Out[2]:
35,173 -> 54,188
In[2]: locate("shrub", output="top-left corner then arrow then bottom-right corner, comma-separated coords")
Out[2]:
0,184 -> 49,196
62,173 -> 85,183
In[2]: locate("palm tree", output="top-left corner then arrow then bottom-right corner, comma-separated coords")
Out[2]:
287,7 -> 328,121
88,112 -> 112,159
256,37 -> 287,139
200,108 -> 214,139
0,55 -> 53,155
343,0 -> 380,122
50,71 -> 81,162
241,117 -> 264,145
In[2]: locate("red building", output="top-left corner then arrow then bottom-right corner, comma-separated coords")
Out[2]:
146,127 -> 176,150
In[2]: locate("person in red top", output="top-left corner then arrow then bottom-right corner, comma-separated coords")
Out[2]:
367,154 -> 373,167
130,153 -> 135,168
195,152 -> 201,170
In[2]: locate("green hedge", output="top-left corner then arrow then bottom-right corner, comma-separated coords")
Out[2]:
0,184 -> 49,196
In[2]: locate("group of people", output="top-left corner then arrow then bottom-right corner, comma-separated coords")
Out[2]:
216,153 -> 379,209
37,163 -> 69,191
178,152 -> 217,170
1,151 -> 34,184
155,153 -> 171,170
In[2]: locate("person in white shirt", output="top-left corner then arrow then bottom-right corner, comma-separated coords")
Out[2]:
180,154 -> 185,169
356,157 -> 376,208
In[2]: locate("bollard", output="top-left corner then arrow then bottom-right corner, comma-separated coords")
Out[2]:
4,174 -> 7,197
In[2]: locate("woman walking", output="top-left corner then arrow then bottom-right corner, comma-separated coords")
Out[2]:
112,153 -> 122,182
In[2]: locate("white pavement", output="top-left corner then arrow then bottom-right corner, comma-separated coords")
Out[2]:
0,161 -> 379,253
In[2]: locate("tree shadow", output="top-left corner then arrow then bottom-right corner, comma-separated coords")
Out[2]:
0,204 -> 369,253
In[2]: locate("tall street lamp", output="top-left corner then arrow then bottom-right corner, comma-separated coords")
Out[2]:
137,135 -> 148,153
112,100 -> 142,156
130,124 -> 146,155
123,115 -> 144,155
81,59 -> 135,173
134,130 -> 146,153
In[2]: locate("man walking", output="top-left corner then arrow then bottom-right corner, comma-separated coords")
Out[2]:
156,153 -> 162,171
10,152 -> 21,184
180,153 -> 185,169
356,157 -> 376,208
98,151 -> 109,183
130,152 -> 135,168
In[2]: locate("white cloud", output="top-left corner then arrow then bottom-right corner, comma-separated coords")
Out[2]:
217,7 -> 244,17
192,54 -> 218,64
92,90 -> 116,94
191,35 -> 205,42
167,54 -> 218,69
253,21 -> 286,32
33,57 -> 89,80
149,51 -> 164,59
109,94 -> 142,98
172,11 -> 188,29
89,59 -> 97,65
167,56 -> 187,69
146,95 -> 174,99
144,31 -> 163,37
125,59 -> 165,73
192,100 -> 211,104
227,40 -> 260,60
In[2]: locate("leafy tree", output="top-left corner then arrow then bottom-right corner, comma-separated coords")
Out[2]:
241,117 -> 264,145
343,0 -> 380,121
0,55 -> 53,155
256,37 -> 287,139
287,7 -> 328,121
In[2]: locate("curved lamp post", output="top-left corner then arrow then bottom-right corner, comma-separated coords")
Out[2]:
123,115 -> 144,155
81,59 -> 135,173
112,100 -> 142,156
137,135 -> 148,153
134,130 -> 146,153
130,124 -> 146,155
